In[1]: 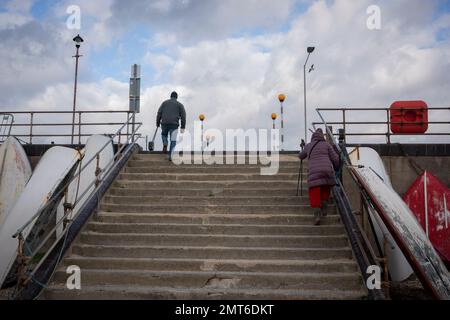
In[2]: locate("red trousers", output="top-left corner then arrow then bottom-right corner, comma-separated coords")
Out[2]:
309,185 -> 331,208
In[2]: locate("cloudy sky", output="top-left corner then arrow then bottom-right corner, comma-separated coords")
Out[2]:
0,0 -> 449,149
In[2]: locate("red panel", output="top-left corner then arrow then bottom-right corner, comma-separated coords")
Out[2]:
390,100 -> 428,134
403,172 -> 450,264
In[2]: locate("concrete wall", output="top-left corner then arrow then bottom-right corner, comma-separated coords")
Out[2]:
382,157 -> 450,195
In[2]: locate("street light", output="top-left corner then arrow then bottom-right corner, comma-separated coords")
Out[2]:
71,34 -> 84,145
278,94 -> 286,151
271,113 -> 277,130
199,114 -> 205,152
303,46 -> 315,142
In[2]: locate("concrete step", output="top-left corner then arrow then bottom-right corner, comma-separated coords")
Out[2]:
132,154 -> 302,162
107,187 -> 306,197
42,152 -> 365,300
118,173 -> 306,181
51,269 -> 363,291
62,256 -> 359,273
96,213 -> 341,226
103,195 -> 310,205
124,165 -> 305,174
72,244 -> 354,260
43,284 -> 367,300
114,180 -> 302,189
100,203 -> 329,214
80,232 -> 349,248
88,221 -> 344,235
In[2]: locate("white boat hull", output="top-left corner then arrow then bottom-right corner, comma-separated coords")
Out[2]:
348,147 -> 413,282
56,135 -> 114,236
0,137 -> 32,226
0,146 -> 83,287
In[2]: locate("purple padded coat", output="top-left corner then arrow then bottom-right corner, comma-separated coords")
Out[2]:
299,129 -> 340,188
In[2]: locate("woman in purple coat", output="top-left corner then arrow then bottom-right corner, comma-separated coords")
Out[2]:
299,128 -> 340,225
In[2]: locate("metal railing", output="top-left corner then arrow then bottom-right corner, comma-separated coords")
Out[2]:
312,107 -> 450,144
0,113 -> 14,139
0,110 -> 138,145
314,109 -> 387,300
10,113 -> 142,299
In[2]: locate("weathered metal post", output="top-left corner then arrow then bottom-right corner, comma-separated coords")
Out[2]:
29,112 -> 34,144
278,94 -> 286,150
95,154 -> 101,187
71,35 -> 84,145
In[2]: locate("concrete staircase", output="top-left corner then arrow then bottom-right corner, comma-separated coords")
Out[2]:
43,154 -> 367,300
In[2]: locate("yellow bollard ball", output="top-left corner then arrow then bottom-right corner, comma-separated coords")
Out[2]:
199,114 -> 205,121
278,94 -> 286,103
271,113 -> 277,120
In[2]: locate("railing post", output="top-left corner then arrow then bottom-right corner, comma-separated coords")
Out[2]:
126,112 -> 130,142
78,112 -> 82,145
386,109 -> 391,144
382,237 -> 391,298
29,112 -> 34,144
16,233 -> 31,289
95,154 -> 101,187
342,109 -> 346,137
63,187 -> 73,230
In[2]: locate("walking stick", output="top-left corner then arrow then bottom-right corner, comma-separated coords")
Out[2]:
296,139 -> 306,197
148,127 -> 159,151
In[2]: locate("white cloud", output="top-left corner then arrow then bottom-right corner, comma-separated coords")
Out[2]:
5,0 -> 34,12
1,0 -> 450,148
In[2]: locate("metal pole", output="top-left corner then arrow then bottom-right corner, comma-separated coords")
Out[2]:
78,112 -> 82,145
71,45 -> 81,145
29,112 -> 33,144
386,109 -> 391,144
201,121 -> 204,153
304,52 -> 311,142
424,171 -> 429,238
296,160 -> 303,197
280,101 -> 284,151
132,112 -> 136,143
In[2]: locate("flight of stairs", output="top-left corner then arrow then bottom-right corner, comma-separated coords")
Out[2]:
43,153 -> 367,300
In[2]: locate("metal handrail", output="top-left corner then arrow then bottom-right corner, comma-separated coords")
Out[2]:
0,113 -> 14,138
312,107 -> 450,143
314,108 -> 386,300
0,110 -> 137,144
13,113 -> 138,237
11,113 -> 142,292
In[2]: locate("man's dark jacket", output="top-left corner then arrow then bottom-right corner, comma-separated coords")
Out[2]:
156,98 -> 186,129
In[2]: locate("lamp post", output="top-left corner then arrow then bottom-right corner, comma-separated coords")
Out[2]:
303,46 -> 315,142
271,113 -> 277,130
278,94 -> 286,151
71,34 -> 84,145
199,114 -> 205,152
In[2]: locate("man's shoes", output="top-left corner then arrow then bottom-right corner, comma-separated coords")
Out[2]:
313,209 -> 321,226
162,145 -> 168,154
